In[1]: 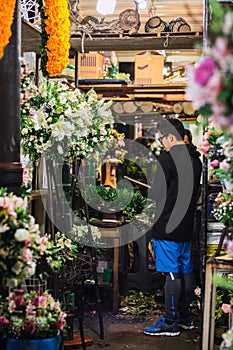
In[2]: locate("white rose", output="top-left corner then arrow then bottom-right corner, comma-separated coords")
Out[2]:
14,228 -> 30,241
23,261 -> 36,278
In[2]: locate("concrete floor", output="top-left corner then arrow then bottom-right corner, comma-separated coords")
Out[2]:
65,313 -> 221,350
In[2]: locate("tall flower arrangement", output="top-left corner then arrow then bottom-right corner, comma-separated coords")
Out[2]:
37,0 -> 70,77
20,74 -> 114,161
185,0 -> 233,134
0,0 -> 16,59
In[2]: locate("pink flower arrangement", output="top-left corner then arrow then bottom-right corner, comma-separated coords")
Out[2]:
185,0 -> 233,134
0,288 -> 67,340
198,124 -> 233,182
0,188 -> 55,289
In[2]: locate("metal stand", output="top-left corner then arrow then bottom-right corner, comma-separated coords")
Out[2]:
202,223 -> 233,350
70,158 -> 104,347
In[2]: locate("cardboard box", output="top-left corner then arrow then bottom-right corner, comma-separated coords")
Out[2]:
77,52 -> 104,79
134,51 -> 164,85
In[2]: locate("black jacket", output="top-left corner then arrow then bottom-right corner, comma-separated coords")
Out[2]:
151,144 -> 202,242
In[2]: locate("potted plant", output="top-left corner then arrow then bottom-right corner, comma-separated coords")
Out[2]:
0,288 -> 66,350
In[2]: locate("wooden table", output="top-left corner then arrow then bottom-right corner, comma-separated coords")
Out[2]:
202,254 -> 233,350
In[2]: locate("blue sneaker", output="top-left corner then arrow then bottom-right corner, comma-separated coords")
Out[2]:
178,315 -> 195,330
143,316 -> 180,336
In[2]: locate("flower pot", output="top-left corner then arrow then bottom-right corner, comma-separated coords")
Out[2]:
223,179 -> 233,192
6,333 -> 61,350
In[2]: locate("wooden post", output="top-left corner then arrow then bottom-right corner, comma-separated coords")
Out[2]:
0,0 -> 22,194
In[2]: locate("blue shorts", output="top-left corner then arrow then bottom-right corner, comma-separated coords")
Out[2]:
151,238 -> 193,273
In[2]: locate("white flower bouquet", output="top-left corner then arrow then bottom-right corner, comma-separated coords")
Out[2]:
20,66 -> 114,161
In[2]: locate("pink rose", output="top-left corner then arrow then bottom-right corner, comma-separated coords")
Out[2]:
194,58 -> 216,86
199,141 -> 210,156
211,37 -> 229,61
222,303 -> 231,313
219,159 -> 230,170
210,159 -> 219,168
194,287 -> 201,296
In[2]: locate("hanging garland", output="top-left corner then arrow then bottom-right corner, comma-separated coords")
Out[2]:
37,0 -> 70,77
0,0 -> 16,59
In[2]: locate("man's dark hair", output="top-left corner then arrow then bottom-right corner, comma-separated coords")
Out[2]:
157,116 -> 185,141
184,129 -> 193,143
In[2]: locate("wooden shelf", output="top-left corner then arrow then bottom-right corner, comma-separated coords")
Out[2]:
21,20 -> 41,54
21,20 -> 203,54
70,31 -> 203,52
77,82 -> 187,100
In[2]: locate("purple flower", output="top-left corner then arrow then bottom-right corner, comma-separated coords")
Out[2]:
14,295 -> 25,307
22,320 -> 36,334
29,108 -> 36,116
194,58 -> 217,86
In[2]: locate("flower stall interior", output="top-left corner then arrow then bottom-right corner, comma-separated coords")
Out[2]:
0,0 -> 233,350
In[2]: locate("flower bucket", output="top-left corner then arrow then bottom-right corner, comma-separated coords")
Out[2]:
6,332 -> 61,350
223,179 -> 233,192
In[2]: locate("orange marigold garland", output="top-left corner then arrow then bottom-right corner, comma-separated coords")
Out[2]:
0,0 -> 16,59
38,0 -> 70,77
